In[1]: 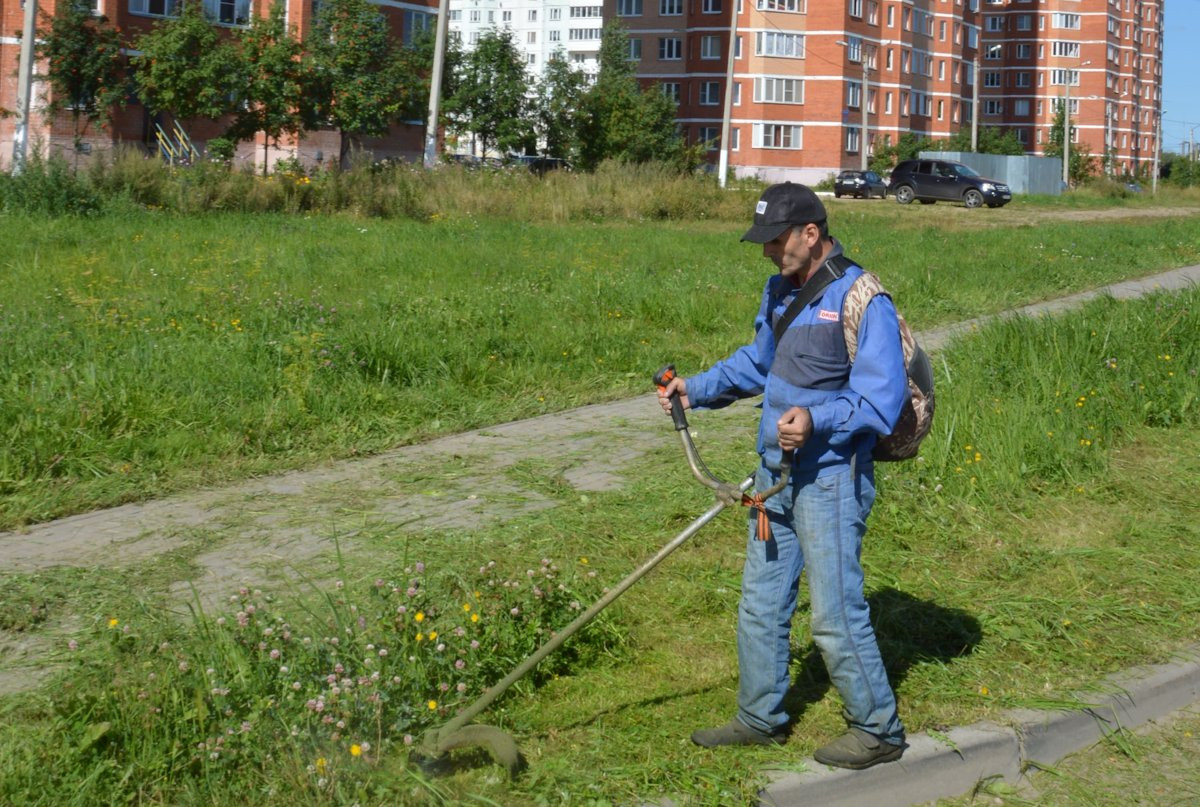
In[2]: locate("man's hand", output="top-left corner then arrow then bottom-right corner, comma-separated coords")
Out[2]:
657,376 -> 691,415
777,406 -> 813,451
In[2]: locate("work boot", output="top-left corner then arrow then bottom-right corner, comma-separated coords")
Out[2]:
691,718 -> 785,748
813,728 -> 904,770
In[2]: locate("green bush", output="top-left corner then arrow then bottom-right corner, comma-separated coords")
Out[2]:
0,154 -> 100,215
13,556 -> 623,803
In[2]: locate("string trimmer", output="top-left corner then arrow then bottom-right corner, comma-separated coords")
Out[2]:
411,365 -> 791,777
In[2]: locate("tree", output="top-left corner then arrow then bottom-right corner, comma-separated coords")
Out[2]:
870,131 -> 935,173
574,23 -> 689,170
225,1 -> 306,172
942,126 -> 1025,156
304,0 -> 417,167
1044,100 -> 1096,186
446,29 -> 533,158
534,51 -> 586,160
133,2 -> 242,125
36,2 -> 126,143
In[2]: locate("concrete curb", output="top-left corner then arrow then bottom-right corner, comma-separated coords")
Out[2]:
759,645 -> 1200,806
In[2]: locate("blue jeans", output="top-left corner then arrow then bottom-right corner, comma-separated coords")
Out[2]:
735,460 -> 904,744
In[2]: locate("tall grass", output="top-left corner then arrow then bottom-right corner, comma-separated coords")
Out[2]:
1,289 -> 1197,804
2,209 -> 1198,529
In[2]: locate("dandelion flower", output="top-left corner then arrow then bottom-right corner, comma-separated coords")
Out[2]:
428,700 -> 438,710
979,685 -> 990,696
416,632 -> 424,642
350,744 -> 362,757
108,618 -> 119,629
471,613 -> 479,623
428,631 -> 437,641
462,603 -> 471,612
414,612 -> 425,623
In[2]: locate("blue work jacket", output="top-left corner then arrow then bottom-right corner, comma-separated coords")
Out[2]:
686,242 -> 908,477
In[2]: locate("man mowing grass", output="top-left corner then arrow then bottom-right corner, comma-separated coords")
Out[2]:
657,183 -> 907,769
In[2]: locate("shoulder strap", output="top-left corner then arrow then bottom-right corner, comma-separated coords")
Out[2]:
771,253 -> 854,344
841,271 -> 885,363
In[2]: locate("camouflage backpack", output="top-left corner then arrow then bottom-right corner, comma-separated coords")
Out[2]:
842,271 -> 935,462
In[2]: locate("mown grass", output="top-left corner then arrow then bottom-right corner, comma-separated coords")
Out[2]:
1,287 -> 1197,804
2,206 -> 1199,529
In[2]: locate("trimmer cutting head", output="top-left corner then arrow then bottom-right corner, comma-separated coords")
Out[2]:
412,723 -> 525,779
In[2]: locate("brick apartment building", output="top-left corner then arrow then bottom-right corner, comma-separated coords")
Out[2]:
0,0 -> 439,170
609,0 -> 1164,183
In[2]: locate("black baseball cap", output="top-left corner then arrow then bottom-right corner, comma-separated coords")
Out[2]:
740,182 -> 827,243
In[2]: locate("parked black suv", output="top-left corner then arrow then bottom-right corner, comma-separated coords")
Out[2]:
834,170 -> 887,199
886,159 -> 1011,208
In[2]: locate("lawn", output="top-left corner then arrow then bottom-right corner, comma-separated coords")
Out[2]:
2,204 -> 1198,529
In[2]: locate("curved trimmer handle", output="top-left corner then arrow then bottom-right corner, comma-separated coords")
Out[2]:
654,364 -> 792,501
653,364 -> 690,432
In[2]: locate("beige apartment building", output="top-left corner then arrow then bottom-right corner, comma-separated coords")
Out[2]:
609,0 -> 1163,183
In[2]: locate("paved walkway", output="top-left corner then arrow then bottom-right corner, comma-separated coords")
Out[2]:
3,262 -> 1200,802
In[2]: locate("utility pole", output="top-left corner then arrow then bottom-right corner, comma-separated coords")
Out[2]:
858,49 -> 869,171
971,53 -> 980,152
12,0 -> 38,174
717,4 -> 739,189
423,0 -> 451,169
1062,79 -> 1071,188
1152,106 -> 1162,194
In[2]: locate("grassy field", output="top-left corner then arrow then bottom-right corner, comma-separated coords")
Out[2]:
1,284 -> 1197,804
2,201 -> 1198,529
1,180 -> 1199,803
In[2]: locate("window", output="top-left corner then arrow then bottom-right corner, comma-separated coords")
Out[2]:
756,31 -> 805,58
1015,128 -> 1027,144
966,28 -> 977,48
1051,41 -> 1079,58
1015,71 -> 1031,87
570,5 -> 603,17
847,81 -> 861,108
846,36 -> 862,62
1014,99 -> 1030,116
755,123 -> 802,149
468,9 -> 479,22
661,82 -> 681,102
885,49 -> 893,70
203,0 -> 248,23
527,54 -> 537,65
448,8 -> 460,20
700,81 -> 721,105
550,7 -> 561,19
617,0 -> 642,12
936,99 -> 944,120
846,127 -> 860,153
986,44 -> 1002,60
939,20 -> 946,40
703,0 -> 722,11
984,71 -> 1001,87
659,37 -> 682,59
938,60 -> 945,80
660,0 -> 682,14
986,16 -> 1004,32
731,127 -> 740,150
528,9 -> 537,21
758,0 -> 804,9
886,5 -> 894,27
701,35 -> 721,59
1015,43 -> 1031,59
754,76 -> 802,103
984,100 -> 1003,116
697,127 -> 719,150
1016,14 -> 1031,31
131,0 -> 179,15
868,0 -> 878,24
884,91 -> 892,113
502,10 -> 511,21
1050,69 -> 1079,86
527,31 -> 537,44
627,38 -> 641,58
569,28 -> 602,40
849,0 -> 862,18
1052,12 -> 1081,29
402,10 -> 432,43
